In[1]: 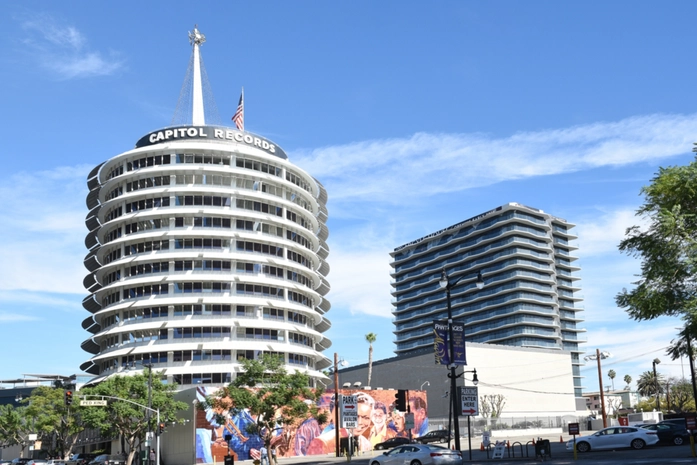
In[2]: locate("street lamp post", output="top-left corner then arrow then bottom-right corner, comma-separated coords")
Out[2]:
439,268 -> 484,453
584,350 -> 611,428
653,358 -> 661,411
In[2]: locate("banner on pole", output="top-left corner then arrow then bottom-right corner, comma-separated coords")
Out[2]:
433,320 -> 467,365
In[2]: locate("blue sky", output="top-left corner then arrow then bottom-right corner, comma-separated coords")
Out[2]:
2,2 -> 697,393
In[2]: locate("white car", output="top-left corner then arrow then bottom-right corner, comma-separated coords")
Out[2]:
566,426 -> 659,452
369,444 -> 462,465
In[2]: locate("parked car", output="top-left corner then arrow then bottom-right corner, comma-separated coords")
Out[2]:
87,455 -> 126,465
25,460 -> 47,465
369,444 -> 462,465
68,454 -> 98,465
640,421 -> 691,445
566,426 -> 659,452
10,459 -> 32,465
415,430 -> 452,444
374,437 -> 411,450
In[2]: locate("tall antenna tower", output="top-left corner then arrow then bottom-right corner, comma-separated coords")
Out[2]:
171,25 -> 222,126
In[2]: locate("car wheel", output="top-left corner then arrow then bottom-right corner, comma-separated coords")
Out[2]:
409,461 -> 422,465
576,441 -> 591,453
371,461 -> 381,465
631,438 -> 646,450
673,436 -> 685,446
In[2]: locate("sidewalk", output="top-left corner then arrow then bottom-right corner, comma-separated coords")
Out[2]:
227,430 -> 595,465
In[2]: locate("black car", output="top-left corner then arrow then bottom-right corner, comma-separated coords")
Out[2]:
87,456 -> 125,465
415,430 -> 452,444
640,422 -> 691,446
374,437 -> 411,450
69,454 -> 98,465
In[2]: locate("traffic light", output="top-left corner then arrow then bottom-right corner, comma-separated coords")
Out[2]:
64,390 -> 73,406
158,422 -> 165,434
395,389 -> 407,411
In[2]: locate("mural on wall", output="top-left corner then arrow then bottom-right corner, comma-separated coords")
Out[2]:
194,387 -> 428,461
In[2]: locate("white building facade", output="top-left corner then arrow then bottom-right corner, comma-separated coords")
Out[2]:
390,202 -> 586,396
80,27 -> 331,387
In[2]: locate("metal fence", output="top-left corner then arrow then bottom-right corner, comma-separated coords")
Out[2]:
428,416 -> 591,436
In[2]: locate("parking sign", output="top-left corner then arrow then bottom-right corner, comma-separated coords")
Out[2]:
341,395 -> 358,428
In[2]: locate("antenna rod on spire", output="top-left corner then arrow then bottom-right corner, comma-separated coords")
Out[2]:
188,25 -> 206,126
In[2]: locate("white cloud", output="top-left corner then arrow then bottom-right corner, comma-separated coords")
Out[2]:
292,113 -> 697,214
20,14 -> 124,79
574,208 -> 647,257
0,313 -> 39,322
0,167 -> 90,294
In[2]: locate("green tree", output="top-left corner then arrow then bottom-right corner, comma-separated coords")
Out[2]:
670,379 -> 696,413
79,371 -> 188,465
624,374 -> 632,389
0,404 -> 34,456
365,332 -> 377,386
24,386 -> 85,459
637,370 -> 665,399
608,370 -> 616,391
616,157 -> 697,325
202,354 -> 326,450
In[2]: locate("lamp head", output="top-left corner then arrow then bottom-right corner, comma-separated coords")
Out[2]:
653,358 -> 661,366
439,269 -> 448,289
472,368 -> 479,385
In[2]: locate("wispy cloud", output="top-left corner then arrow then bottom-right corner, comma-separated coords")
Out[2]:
292,113 -> 696,214
0,166 -> 90,294
20,14 -> 124,79
0,313 -> 40,322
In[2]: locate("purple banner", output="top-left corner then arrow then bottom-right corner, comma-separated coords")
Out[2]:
433,321 -> 466,365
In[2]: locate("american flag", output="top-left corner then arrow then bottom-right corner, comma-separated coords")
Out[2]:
232,90 -> 244,131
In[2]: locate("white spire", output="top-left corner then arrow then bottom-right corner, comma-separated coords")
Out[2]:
188,25 -> 206,126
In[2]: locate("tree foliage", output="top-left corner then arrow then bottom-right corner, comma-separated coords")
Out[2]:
479,394 -> 506,418
623,374 -> 632,389
669,379 -> 696,413
365,333 -> 377,386
24,386 -> 85,459
616,157 -> 697,323
202,354 -> 326,449
0,404 -> 34,456
636,370 -> 665,398
607,370 -> 616,390
79,371 -> 188,465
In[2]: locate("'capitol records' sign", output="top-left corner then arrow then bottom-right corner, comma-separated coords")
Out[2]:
135,125 -> 287,159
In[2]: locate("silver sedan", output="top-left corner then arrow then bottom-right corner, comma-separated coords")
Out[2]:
369,444 -> 462,465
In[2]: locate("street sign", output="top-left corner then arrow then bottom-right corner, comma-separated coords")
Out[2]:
80,400 -> 107,406
459,386 -> 478,416
341,395 -> 357,429
405,413 -> 415,429
568,422 -> 579,435
687,416 -> 697,431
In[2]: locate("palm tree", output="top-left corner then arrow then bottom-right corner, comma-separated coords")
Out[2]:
365,333 -> 377,385
636,370 -> 664,399
608,369 -> 616,391
624,374 -> 632,389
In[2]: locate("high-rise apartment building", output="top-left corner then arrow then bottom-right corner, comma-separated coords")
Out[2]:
390,203 -> 586,395
81,27 -> 331,387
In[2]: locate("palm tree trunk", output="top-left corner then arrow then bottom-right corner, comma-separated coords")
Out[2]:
368,344 -> 373,385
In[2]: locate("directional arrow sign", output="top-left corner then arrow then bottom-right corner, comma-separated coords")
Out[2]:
459,386 -> 478,416
341,395 -> 358,428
